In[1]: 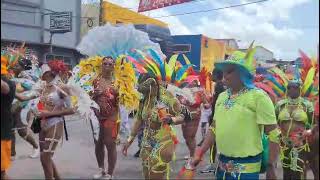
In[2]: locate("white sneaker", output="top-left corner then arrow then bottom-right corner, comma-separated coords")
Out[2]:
102,174 -> 113,180
184,155 -> 190,160
200,163 -> 217,173
29,148 -> 40,158
93,168 -> 107,179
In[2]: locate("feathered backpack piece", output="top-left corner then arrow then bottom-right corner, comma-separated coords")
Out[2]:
114,56 -> 141,111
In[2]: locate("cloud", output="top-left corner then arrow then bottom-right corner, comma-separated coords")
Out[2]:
145,9 -> 192,35
101,0 -> 316,59
240,0 -> 310,21
194,0 -> 312,59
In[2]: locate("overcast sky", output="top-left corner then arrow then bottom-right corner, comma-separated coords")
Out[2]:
84,0 -> 319,60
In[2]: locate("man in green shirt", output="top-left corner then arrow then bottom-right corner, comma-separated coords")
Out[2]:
187,44 -> 281,180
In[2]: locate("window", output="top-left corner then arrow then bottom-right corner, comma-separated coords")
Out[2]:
172,44 -> 191,53
204,39 -> 208,48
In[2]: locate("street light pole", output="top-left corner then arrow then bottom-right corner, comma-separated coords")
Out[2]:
99,0 -> 104,26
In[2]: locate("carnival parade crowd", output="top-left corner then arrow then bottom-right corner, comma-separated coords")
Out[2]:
1,24 -> 319,180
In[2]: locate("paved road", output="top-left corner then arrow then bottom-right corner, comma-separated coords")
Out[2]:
8,115 -> 314,179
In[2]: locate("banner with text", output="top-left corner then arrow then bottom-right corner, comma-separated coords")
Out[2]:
138,0 -> 193,12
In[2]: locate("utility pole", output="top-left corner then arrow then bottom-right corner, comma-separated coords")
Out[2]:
99,0 -> 104,26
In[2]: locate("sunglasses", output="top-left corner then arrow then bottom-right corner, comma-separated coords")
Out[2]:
103,61 -> 114,66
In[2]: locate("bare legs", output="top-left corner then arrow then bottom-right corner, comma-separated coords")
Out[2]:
141,139 -> 174,179
39,122 -> 63,180
103,126 -> 117,175
11,108 -> 38,156
94,124 -> 117,176
182,114 -> 200,157
95,126 -> 105,170
282,149 -> 307,180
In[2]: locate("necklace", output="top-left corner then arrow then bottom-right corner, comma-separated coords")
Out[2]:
224,88 -> 249,109
288,97 -> 302,105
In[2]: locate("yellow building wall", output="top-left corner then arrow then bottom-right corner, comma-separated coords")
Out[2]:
200,35 -> 226,73
102,2 -> 168,28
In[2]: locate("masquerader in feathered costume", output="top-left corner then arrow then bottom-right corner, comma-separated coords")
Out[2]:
254,65 -> 278,104
76,23 -> 161,179
1,48 -> 44,159
122,48 -> 194,179
9,56 -> 41,160
274,50 -> 318,180
176,67 -> 211,160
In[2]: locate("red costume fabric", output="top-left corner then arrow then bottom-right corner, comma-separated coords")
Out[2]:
92,78 -> 119,118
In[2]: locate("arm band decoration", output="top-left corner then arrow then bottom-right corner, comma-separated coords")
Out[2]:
267,128 -> 281,143
209,125 -> 216,136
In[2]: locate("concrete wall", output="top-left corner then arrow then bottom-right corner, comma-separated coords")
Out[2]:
254,46 -> 274,62
43,0 -> 81,48
1,0 -> 42,42
81,3 -> 99,38
1,0 -> 81,48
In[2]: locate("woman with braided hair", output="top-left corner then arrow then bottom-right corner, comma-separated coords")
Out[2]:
122,73 -> 190,179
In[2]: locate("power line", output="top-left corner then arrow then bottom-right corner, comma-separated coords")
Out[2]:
1,0 -> 270,20
116,0 -> 271,20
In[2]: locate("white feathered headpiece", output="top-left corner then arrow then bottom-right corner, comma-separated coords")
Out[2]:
76,23 -> 165,58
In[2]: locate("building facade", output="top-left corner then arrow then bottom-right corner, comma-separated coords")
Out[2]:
1,0 -> 82,66
81,1 -> 174,57
240,46 -> 274,62
172,35 -> 226,72
215,39 -> 239,49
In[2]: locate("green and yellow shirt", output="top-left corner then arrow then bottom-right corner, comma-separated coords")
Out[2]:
213,88 -> 277,157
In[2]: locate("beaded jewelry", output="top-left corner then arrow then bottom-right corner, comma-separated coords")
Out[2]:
223,88 -> 249,109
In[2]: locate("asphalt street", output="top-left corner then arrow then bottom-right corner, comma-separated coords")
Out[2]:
8,114 -> 314,179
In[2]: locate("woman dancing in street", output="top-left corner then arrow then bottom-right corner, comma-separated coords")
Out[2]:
10,58 -> 40,159
36,61 -> 75,179
275,80 -> 315,179
122,73 -> 190,179
272,50 -> 318,180
180,80 -> 209,159
91,56 -> 119,180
